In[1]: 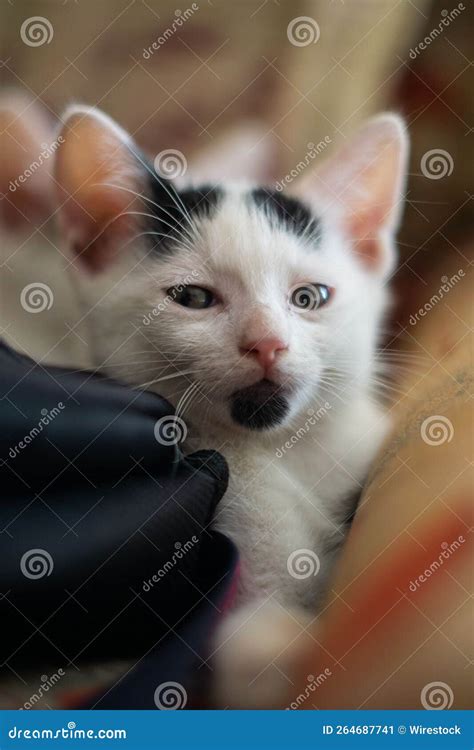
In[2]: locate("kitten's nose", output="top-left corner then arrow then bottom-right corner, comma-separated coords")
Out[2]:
240,337 -> 288,370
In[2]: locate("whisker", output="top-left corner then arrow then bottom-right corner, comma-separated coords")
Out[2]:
176,381 -> 200,423
121,146 -> 195,231
96,182 -> 197,237
117,210 -> 196,251
90,182 -> 201,253
132,369 -> 196,391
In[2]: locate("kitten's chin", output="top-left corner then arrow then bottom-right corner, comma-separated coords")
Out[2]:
229,379 -> 290,431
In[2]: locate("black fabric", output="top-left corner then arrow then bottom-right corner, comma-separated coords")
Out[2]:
0,340 -> 235,704
82,531 -> 238,709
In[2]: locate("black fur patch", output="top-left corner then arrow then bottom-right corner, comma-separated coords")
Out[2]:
230,380 -> 289,430
249,188 -> 321,244
146,173 -> 223,253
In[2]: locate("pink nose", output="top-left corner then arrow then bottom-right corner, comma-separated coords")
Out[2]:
240,337 -> 288,370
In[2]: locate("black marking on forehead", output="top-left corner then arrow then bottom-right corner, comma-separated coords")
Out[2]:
179,185 -> 224,221
249,188 -> 321,245
145,172 -> 223,253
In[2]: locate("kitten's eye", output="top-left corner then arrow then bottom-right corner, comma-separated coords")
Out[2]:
168,285 -> 216,309
290,283 -> 331,311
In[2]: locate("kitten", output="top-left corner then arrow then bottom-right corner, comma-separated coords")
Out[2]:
51,107 -> 408,706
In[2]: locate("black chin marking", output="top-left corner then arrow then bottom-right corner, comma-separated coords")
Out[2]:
230,380 -> 289,430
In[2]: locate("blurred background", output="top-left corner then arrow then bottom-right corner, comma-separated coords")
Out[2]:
1,0 -> 473,328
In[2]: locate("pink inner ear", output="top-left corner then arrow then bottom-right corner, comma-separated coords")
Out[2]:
353,237 -> 385,270
58,182 -> 139,273
54,110 -> 144,273
291,115 -> 407,271
343,190 -> 398,272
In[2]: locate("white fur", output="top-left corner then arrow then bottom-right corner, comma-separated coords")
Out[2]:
73,186 -> 392,606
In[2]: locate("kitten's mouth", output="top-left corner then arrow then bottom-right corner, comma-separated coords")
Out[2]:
229,379 -> 290,431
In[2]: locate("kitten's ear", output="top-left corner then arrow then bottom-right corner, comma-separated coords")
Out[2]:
293,114 -> 408,273
54,106 -> 147,273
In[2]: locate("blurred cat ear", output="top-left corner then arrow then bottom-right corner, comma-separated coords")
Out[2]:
54,106 -> 147,273
0,92 -> 55,231
292,114 -> 408,272
187,122 -> 276,184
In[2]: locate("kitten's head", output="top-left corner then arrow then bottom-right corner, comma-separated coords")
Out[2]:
53,108 -> 408,435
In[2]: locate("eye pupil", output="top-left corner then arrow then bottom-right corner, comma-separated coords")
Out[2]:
290,284 -> 330,311
168,285 -> 215,309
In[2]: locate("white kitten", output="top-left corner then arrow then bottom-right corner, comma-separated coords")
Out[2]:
51,107 -> 408,706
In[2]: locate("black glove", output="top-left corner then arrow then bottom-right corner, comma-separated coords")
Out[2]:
0,340 -> 235,703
